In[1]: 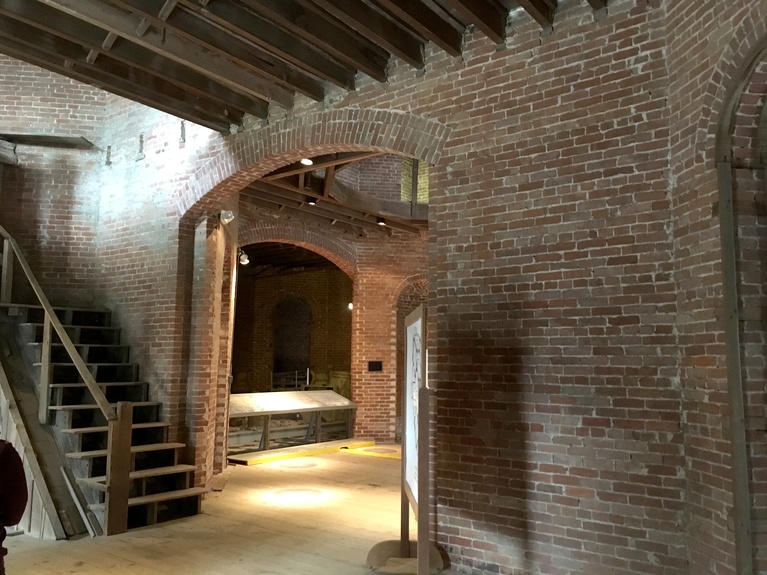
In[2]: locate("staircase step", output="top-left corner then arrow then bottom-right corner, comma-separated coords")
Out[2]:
21,323 -> 121,345
65,442 -> 186,461
49,401 -> 160,412
89,486 -> 207,511
59,421 -> 169,435
1,304 -> 111,327
77,464 -> 198,492
50,381 -> 147,389
29,342 -> 131,363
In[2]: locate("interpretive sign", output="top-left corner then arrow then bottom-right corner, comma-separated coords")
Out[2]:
403,306 -> 424,509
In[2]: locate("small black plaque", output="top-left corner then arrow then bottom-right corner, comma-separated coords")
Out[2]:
368,361 -> 383,372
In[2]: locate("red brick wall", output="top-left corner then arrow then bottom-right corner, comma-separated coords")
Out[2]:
666,3 -> 767,574
336,154 -> 403,202
231,264 -> 353,393
0,55 -> 105,306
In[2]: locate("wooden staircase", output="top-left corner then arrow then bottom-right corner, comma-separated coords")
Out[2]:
16,305 -> 206,532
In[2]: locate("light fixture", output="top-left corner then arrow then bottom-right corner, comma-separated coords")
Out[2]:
376,217 -> 386,226
307,197 -> 317,206
219,210 -> 235,224
300,158 -> 313,166
239,250 -> 249,265
348,302 -> 353,311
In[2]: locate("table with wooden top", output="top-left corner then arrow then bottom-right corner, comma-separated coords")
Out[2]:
228,390 -> 356,451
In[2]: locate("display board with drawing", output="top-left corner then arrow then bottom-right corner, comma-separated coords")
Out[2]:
403,306 -> 423,509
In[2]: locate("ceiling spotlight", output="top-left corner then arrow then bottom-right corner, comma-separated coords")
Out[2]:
239,251 -> 250,265
219,210 -> 235,224
307,197 -> 317,206
300,158 -> 313,166
377,217 -> 386,226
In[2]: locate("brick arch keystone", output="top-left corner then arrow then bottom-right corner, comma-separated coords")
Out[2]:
172,107 -> 452,221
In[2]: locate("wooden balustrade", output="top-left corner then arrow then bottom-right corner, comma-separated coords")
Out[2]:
0,223 -> 130,535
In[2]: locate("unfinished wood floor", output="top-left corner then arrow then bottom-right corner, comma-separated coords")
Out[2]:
6,447 -> 420,575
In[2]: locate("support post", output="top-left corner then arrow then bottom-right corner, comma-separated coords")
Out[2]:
1,238 -> 12,304
38,312 -> 52,424
105,402 -> 133,536
717,161 -> 753,575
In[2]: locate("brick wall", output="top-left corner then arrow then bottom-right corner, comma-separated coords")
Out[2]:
0,55 -> 105,305
231,264 -> 353,393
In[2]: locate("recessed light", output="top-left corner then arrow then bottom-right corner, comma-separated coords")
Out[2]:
300,158 -> 313,166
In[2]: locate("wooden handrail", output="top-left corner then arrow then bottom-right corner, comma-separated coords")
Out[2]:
0,225 -> 116,421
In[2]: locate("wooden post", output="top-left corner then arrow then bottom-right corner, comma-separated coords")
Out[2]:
38,313 -> 52,424
105,402 -> 133,536
718,161 -> 753,574
1,238 -> 12,304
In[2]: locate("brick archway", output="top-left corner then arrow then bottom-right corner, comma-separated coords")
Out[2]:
238,219 -> 357,280
172,107 -> 451,221
698,3 -> 767,164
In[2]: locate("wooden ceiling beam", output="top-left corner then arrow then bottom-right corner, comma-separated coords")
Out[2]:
249,181 -> 425,234
0,15 -> 243,126
262,152 -> 384,181
240,192 -> 373,236
306,0 -> 425,69
246,185 -> 419,234
37,0 -> 292,107
375,0 -> 464,57
232,0 -> 389,84
0,35 -> 233,133
0,0 -> 265,118
516,0 -> 556,27
177,0 -> 358,89
108,0 -> 323,101
440,0 -> 508,44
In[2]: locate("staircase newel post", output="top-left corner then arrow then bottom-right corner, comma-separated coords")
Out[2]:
38,312 -> 52,424
106,401 -> 132,536
1,238 -> 12,304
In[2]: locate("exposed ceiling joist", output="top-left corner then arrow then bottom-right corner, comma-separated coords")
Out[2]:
440,0 -> 508,44
586,0 -> 607,9
108,0 -> 324,102
37,0 -> 293,108
375,0 -> 464,57
308,0 -> 425,69
515,0 -> 557,27
216,0 -> 372,86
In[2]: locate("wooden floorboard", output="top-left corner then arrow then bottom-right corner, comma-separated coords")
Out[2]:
6,447 -> 460,574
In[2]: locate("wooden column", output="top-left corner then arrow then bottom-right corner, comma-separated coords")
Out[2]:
38,313 -> 52,424
1,238 -> 12,304
105,402 -> 133,536
718,161 -> 752,575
